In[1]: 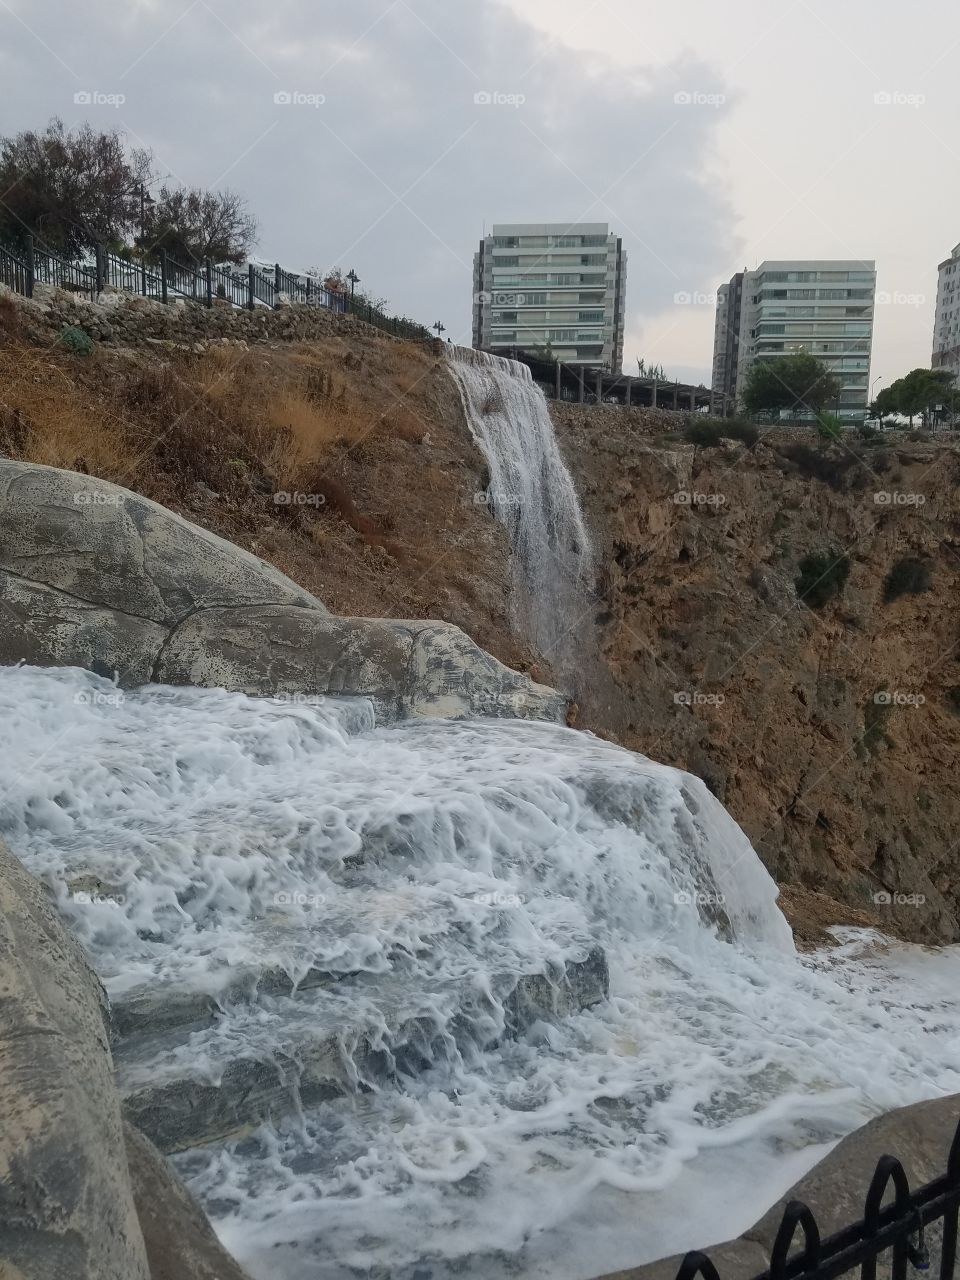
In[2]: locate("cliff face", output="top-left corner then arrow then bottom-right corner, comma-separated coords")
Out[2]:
552,404 -> 960,944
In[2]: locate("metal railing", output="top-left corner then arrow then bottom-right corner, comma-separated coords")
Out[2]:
679,1114 -> 960,1280
1,234 -> 431,343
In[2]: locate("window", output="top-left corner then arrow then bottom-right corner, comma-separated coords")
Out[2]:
493,311 -> 518,323
580,254 -> 607,265
578,310 -> 604,322
549,329 -> 576,341
495,256 -> 519,267
493,236 -> 519,248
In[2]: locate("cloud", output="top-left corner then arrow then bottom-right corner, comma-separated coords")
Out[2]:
1,0 -> 737,365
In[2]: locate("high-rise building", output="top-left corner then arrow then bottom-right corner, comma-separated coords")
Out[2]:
712,260 -> 877,421
932,241 -> 960,384
472,223 -> 627,372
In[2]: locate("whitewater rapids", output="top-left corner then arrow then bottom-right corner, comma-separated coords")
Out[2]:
1,665 -> 958,1280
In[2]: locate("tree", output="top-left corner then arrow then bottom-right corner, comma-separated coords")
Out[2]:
140,185 -> 257,267
879,368 -> 958,428
637,357 -> 666,379
0,118 -> 151,256
742,353 -> 841,420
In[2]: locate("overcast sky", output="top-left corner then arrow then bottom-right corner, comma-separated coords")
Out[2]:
2,0 -> 957,386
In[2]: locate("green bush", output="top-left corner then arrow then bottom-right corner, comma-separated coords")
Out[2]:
816,413 -> 843,444
724,419 -> 760,447
795,550 -> 850,609
683,420 -> 724,447
777,443 -> 852,490
60,324 -> 93,355
863,692 -> 892,755
683,417 -> 759,449
883,557 -> 932,603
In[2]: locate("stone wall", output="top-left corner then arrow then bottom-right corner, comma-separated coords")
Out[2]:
1,280 -> 430,354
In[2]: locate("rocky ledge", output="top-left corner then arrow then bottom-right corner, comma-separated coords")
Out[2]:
0,458 -> 565,723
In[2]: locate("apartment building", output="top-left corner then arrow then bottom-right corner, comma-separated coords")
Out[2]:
712,260 -> 877,420
932,241 -> 960,383
472,222 -> 627,371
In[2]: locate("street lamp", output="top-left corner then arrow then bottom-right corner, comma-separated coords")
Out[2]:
346,268 -> 360,301
433,321 -> 446,340
139,183 -> 155,296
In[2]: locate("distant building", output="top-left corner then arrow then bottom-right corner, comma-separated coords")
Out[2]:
712,260 -> 877,421
473,223 -> 627,371
932,241 -> 960,383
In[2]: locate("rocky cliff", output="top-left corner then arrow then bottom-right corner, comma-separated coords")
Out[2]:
552,404 -> 960,944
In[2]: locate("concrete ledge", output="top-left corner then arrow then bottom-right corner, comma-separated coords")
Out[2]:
591,1096 -> 960,1280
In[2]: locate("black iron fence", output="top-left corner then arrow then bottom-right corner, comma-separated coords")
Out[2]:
679,1115 -> 960,1280
1,234 -> 431,343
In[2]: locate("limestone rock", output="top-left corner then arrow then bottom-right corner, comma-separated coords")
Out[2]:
0,839 -> 150,1280
0,460 -> 564,722
0,459 -> 320,627
123,1123 -> 252,1280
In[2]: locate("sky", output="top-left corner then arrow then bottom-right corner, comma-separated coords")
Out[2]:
1,0 -> 957,387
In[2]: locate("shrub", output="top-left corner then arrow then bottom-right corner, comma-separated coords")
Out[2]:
777,443 -> 855,490
795,550 -> 850,609
883,557 -> 932,603
946,687 -> 960,716
683,417 -> 759,448
60,325 -> 94,356
683,420 -> 724,447
863,692 -> 892,755
724,419 -> 760,447
816,413 -> 843,444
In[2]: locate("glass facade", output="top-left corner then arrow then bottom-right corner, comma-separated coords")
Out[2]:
473,224 -> 628,371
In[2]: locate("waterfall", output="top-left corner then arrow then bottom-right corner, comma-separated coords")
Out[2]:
3,665 -> 960,1280
448,347 -> 592,665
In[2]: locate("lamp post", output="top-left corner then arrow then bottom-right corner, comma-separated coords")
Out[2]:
346,268 -> 359,302
871,376 -> 883,427
139,183 -> 155,296
433,321 -> 446,340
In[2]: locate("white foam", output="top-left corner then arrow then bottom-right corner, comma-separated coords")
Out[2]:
1,665 -> 958,1280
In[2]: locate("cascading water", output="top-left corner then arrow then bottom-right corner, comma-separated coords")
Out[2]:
448,348 -> 593,666
2,666 -> 960,1280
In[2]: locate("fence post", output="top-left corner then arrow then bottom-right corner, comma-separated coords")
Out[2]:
247,264 -> 255,311
24,234 -> 35,298
205,260 -> 213,308
306,275 -> 312,305
274,263 -> 281,306
95,244 -> 106,296
160,250 -> 168,304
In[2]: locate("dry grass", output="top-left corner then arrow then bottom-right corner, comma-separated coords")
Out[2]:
0,318 -> 529,673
